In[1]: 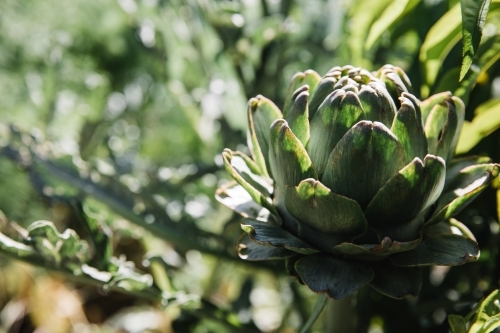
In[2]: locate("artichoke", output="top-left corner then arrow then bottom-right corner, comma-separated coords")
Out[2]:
216,65 -> 500,299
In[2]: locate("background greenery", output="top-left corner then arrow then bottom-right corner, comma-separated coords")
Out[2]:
0,0 -> 499,332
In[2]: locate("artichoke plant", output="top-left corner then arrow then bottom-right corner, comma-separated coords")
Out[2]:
216,65 -> 500,299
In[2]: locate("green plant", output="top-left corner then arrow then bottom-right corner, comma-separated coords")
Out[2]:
217,64 -> 500,300
1,0 -> 500,331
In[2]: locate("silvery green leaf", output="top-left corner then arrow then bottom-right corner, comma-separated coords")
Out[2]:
222,149 -> 277,215
215,182 -> 273,222
27,220 -> 90,267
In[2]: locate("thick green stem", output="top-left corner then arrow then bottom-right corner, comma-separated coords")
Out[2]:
300,293 -> 328,333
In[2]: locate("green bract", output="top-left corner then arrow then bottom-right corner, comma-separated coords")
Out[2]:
216,65 -> 500,300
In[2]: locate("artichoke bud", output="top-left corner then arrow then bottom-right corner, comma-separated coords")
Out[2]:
291,84 -> 309,100
377,69 -> 409,107
347,67 -> 361,76
272,121 -> 316,189
401,92 -> 423,127
359,68 -> 376,82
340,64 -> 355,75
420,91 -> 452,122
378,65 -> 412,89
217,64 -> 498,300
285,178 -> 368,251
308,77 -> 337,119
341,84 -> 359,94
424,99 -> 458,161
247,95 -> 282,177
391,96 -> 428,163
345,67 -> 373,85
309,89 -> 364,177
286,90 -> 310,147
326,70 -> 342,80
358,83 -> 396,127
334,76 -> 358,90
283,70 -> 321,117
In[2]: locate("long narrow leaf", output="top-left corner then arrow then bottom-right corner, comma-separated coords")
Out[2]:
420,3 -> 462,96
348,0 -> 393,66
365,0 -> 420,51
456,98 -> 500,153
459,0 -> 492,81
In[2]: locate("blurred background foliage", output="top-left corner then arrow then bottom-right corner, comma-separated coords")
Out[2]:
0,0 -> 499,332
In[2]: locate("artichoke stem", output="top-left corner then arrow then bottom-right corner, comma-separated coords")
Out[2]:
299,293 -> 328,333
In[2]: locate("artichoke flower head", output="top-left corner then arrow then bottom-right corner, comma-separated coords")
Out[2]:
216,65 -> 500,299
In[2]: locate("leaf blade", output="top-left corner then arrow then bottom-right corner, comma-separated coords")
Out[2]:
459,0 -> 492,81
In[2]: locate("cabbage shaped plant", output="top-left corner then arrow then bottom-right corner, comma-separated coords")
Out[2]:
216,65 -> 500,299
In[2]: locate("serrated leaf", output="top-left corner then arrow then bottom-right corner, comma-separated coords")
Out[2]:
0,232 -> 35,257
27,220 -> 90,267
459,0 -> 492,81
104,256 -> 154,292
75,202 -> 113,267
